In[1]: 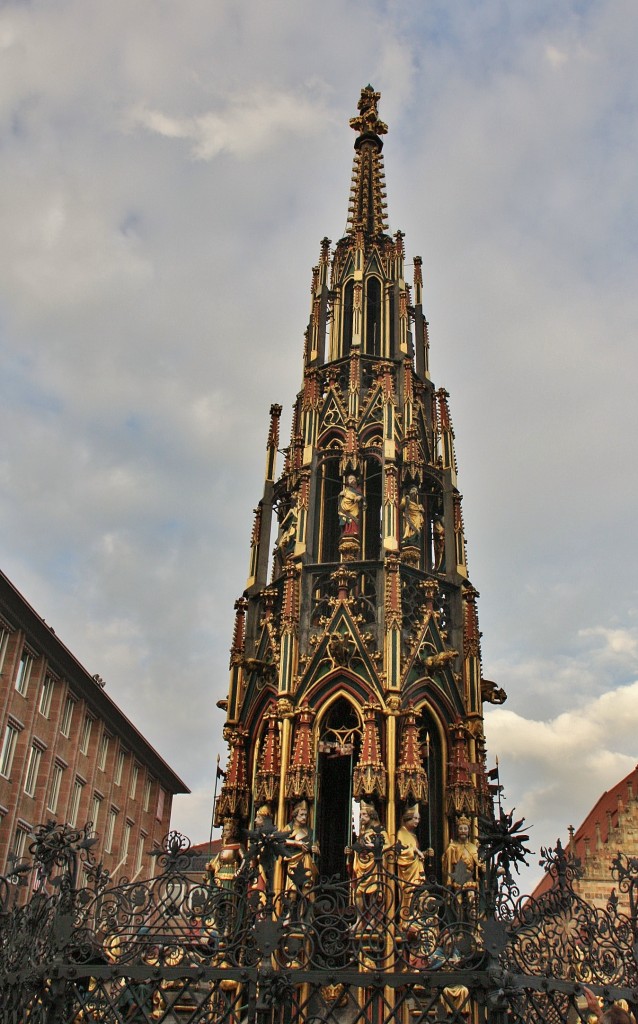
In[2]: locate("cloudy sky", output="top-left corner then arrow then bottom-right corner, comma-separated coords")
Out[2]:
1,0 -> 637,890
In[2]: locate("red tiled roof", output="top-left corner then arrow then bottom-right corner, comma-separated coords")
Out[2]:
531,764 -> 638,901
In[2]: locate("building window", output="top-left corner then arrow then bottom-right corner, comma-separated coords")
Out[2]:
0,723 -> 19,778
60,697 -> 75,737
15,651 -> 33,696
114,749 -> 126,786
121,821 -> 132,862
12,826 -> 29,864
91,794 -> 102,831
0,627 -> 9,674
104,808 -> 118,854
156,787 -> 166,822
79,715 -> 93,755
129,764 -> 139,800
97,734 -> 109,771
23,744 -> 42,797
38,676 -> 55,718
135,834 -> 146,874
143,776 -> 153,812
48,763 -> 64,814
68,779 -> 84,827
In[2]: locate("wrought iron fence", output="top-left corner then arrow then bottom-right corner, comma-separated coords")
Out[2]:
1,817 -> 638,1022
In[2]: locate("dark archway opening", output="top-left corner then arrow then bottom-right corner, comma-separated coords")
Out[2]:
417,708 -> 445,882
316,457 -> 342,563
365,277 -> 381,356
315,697 -> 361,879
342,280 -> 354,357
362,457 -> 382,561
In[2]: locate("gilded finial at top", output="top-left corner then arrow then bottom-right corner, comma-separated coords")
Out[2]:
349,85 -> 388,137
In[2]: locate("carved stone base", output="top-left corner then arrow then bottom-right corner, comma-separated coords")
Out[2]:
339,536 -> 360,562
401,544 -> 421,569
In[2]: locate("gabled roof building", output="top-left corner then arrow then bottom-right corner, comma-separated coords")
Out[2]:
532,765 -> 638,911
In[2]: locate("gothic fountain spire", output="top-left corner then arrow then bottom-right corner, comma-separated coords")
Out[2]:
216,86 -> 504,884
346,85 -> 389,239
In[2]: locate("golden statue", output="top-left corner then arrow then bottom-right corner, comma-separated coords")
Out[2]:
442,814 -> 482,891
349,800 -> 390,898
205,817 -> 245,890
205,817 -> 246,940
397,803 -> 426,888
249,803 -> 273,899
397,803 -> 427,941
282,799 -> 319,891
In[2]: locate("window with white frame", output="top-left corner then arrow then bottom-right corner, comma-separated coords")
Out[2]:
0,723 -> 19,778
12,826 -> 29,864
114,749 -> 126,786
91,793 -> 102,831
47,763 -> 64,814
38,676 -> 55,718
121,820 -> 132,862
156,786 -> 166,822
15,650 -> 33,696
104,808 -> 118,853
79,714 -> 92,755
0,627 -> 9,674
129,764 -> 139,800
135,833 -> 146,874
23,744 -> 42,797
143,776 -> 153,812
68,778 -> 84,827
97,733 -> 109,771
60,696 -> 75,737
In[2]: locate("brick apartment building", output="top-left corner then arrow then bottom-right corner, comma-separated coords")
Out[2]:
0,568 -> 189,885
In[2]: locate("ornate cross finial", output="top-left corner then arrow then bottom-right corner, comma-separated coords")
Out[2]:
349,85 -> 388,137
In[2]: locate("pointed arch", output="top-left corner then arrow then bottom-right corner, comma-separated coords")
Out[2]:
314,691 -> 363,879
407,698 -> 448,878
317,426 -> 347,453
301,666 -> 379,712
417,704 -> 446,880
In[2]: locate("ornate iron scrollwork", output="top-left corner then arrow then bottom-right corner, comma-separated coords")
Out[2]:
2,818 -> 638,1023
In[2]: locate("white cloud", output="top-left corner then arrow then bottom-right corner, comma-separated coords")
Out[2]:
579,627 -> 638,660
545,45 -> 569,67
486,679 -> 638,887
126,89 -> 331,160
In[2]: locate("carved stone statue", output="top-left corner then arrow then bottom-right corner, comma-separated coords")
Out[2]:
433,516 -> 445,571
338,475 -> 364,537
401,487 -> 425,542
275,505 -> 297,563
